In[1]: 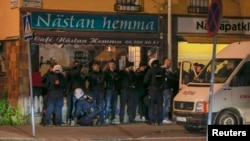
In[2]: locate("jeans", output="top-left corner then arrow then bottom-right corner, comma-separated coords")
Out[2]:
104,89 -> 118,121
66,93 -> 77,122
163,89 -> 173,120
90,90 -> 105,122
44,98 -> 63,125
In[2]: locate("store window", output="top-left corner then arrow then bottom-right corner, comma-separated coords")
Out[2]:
128,46 -> 141,70
0,41 -> 6,76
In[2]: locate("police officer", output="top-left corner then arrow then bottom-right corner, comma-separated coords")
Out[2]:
119,61 -> 137,123
74,88 -> 100,126
143,59 -> 165,125
88,60 -> 106,124
44,64 -> 67,126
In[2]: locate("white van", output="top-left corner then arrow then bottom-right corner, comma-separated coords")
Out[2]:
172,41 -> 250,132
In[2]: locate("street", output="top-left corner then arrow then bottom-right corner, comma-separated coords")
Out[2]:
0,123 -> 206,141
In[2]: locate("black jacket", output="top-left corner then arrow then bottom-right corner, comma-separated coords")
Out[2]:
104,69 -> 120,90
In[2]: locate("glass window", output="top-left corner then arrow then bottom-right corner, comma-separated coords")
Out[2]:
192,59 -> 241,83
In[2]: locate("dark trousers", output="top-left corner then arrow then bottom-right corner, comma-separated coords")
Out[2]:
66,91 -> 76,122
90,90 -> 105,122
119,88 -> 138,122
147,87 -> 163,123
137,87 -> 148,119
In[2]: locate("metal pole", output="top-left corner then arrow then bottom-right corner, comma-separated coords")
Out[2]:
27,40 -> 36,137
168,0 -> 172,60
206,34 -> 217,141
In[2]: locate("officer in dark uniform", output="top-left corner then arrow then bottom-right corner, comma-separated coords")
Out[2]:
143,59 -> 165,125
88,60 -> 105,124
119,61 -> 137,123
74,88 -> 100,126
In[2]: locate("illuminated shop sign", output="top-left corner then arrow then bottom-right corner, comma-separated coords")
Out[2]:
31,11 -> 159,32
178,17 -> 250,35
33,35 -> 160,46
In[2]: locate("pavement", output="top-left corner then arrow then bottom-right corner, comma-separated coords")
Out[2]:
0,122 -> 196,141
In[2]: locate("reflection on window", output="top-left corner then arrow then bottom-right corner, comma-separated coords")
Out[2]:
128,46 -> 140,70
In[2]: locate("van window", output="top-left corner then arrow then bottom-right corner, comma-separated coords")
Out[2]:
192,59 -> 241,83
232,61 -> 250,86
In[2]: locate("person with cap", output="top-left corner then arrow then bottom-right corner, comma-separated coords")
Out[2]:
118,61 -> 137,123
73,88 -> 101,126
103,59 -> 120,125
88,60 -> 106,124
143,59 -> 165,125
135,61 -> 149,122
44,64 -> 67,126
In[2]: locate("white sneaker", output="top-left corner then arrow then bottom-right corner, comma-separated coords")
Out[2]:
163,119 -> 172,124
111,119 -> 120,125
70,120 -> 75,126
105,119 -> 109,124
141,116 -> 145,122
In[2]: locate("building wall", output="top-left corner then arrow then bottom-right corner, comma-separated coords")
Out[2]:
0,0 -> 19,39
1,0 -> 250,40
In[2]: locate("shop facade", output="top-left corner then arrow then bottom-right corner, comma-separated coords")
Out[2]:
8,8 -> 170,115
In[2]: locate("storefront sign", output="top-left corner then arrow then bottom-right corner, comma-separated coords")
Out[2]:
177,17 -> 250,35
33,35 -> 160,47
31,11 -> 158,32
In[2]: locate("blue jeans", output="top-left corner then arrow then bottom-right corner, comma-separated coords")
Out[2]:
44,98 -> 63,125
104,89 -> 118,121
163,89 -> 173,120
90,90 -> 105,122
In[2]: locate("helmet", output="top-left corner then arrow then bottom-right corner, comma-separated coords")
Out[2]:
74,88 -> 84,99
53,64 -> 63,73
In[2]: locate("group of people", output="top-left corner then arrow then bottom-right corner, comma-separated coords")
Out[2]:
41,58 -> 180,127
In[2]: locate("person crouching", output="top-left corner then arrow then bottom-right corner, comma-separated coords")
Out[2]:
73,88 -> 101,126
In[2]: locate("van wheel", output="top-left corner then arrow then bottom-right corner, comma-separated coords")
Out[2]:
183,125 -> 205,133
216,110 -> 240,125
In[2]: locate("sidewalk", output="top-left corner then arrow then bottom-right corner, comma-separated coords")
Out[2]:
0,122 -> 182,141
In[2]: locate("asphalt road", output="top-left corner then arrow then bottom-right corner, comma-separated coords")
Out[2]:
0,123 -> 206,141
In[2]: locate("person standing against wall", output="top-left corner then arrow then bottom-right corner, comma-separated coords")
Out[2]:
88,60 -> 106,125
44,64 -> 67,126
135,62 -> 149,122
162,58 -> 174,124
104,59 -> 120,125
66,61 -> 88,125
119,61 -> 137,123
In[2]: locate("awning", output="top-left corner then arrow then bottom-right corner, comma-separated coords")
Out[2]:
33,30 -> 161,48
177,34 -> 250,44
